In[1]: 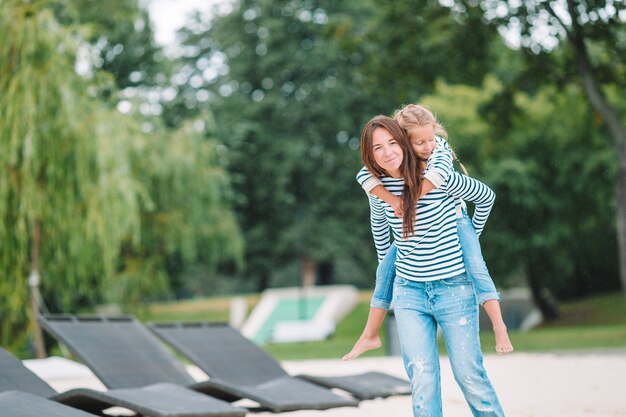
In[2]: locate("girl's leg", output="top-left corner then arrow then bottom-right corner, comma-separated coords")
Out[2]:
343,244 -> 397,361
342,307 -> 385,361
434,273 -> 506,417
457,214 -> 513,354
393,277 -> 442,417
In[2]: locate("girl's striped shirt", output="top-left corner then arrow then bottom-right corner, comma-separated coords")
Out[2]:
364,172 -> 495,282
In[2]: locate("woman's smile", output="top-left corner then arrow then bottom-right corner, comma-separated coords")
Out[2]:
372,127 -> 403,177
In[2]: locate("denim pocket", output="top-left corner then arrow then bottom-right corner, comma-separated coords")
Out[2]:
441,274 -> 470,286
394,277 -> 410,287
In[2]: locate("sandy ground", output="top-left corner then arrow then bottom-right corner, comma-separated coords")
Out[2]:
25,350 -> 626,417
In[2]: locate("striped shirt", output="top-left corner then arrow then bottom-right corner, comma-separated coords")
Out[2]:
357,136 -> 489,236
359,136 -> 453,193
361,172 -> 495,282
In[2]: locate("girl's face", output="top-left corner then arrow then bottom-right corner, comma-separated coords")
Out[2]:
372,127 -> 403,178
408,124 -> 436,161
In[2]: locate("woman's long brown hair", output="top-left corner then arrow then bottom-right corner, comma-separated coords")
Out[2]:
360,115 -> 422,238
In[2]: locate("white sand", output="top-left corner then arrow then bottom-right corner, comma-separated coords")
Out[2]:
26,350 -> 626,417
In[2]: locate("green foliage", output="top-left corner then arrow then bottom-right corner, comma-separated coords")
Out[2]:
357,0 -> 501,108
420,78 -> 620,299
51,0 -> 167,90
157,0 -> 624,303
0,0 -> 244,352
119,118 -> 244,302
0,1 -> 142,349
2,0 -> 622,354
170,0 -> 381,290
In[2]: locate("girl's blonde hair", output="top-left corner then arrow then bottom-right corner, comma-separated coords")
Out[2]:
393,104 -> 468,176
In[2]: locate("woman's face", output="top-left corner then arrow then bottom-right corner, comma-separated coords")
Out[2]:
408,124 -> 436,161
372,127 -> 403,178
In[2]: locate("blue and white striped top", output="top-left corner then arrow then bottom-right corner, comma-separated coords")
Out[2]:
358,171 -> 495,282
359,136 -> 474,228
359,136 -> 454,193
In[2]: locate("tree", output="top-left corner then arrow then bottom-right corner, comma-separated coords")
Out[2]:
357,0 -> 501,109
169,0 -> 382,291
422,78 -> 620,318
457,0 -> 626,293
0,1 -> 143,353
118,117 -> 244,302
52,0 -> 246,302
0,1 -> 244,358
51,0 -> 167,90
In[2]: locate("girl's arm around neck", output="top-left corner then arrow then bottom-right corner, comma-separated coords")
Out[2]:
423,137 -> 454,188
370,178 -> 435,218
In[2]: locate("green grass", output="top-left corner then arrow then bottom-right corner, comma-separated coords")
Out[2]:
142,291 -> 626,360
264,302 -> 390,360
136,294 -> 261,323
483,324 -> 626,352
544,292 -> 626,326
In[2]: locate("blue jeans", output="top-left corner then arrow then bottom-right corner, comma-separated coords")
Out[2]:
371,212 -> 499,309
393,273 -> 505,417
456,212 -> 500,305
371,243 -> 398,309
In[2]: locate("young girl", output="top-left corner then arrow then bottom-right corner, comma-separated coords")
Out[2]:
344,104 -> 513,361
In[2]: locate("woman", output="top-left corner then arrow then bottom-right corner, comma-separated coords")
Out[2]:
360,115 -> 505,417
344,104 -> 512,361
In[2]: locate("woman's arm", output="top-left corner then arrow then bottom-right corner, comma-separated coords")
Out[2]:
368,194 -> 392,262
443,172 -> 495,237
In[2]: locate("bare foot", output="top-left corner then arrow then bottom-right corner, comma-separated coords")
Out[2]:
494,324 -> 513,355
343,335 -> 382,361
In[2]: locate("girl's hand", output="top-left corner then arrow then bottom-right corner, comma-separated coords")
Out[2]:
391,195 -> 403,218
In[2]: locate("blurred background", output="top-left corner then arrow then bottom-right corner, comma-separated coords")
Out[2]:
1,0 -> 625,359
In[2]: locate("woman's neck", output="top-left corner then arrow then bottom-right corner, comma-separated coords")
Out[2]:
388,169 -> 402,178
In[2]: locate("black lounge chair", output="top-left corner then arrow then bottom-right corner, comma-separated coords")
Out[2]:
0,346 -> 245,417
150,322 -> 411,400
39,315 -> 358,412
0,391 -> 97,417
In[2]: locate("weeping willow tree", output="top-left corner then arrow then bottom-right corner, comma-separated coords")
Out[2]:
116,118 -> 245,304
0,1 -> 143,352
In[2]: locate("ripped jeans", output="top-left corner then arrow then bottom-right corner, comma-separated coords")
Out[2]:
370,211 -> 500,310
393,273 -> 505,417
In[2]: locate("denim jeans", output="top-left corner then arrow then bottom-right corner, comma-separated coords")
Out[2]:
456,211 -> 500,305
370,212 -> 499,309
393,273 -> 505,417
371,243 -> 398,309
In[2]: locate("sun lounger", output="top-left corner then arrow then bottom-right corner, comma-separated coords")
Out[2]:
0,391 -> 98,417
39,315 -> 358,412
150,322 -> 411,400
0,346 -> 245,417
